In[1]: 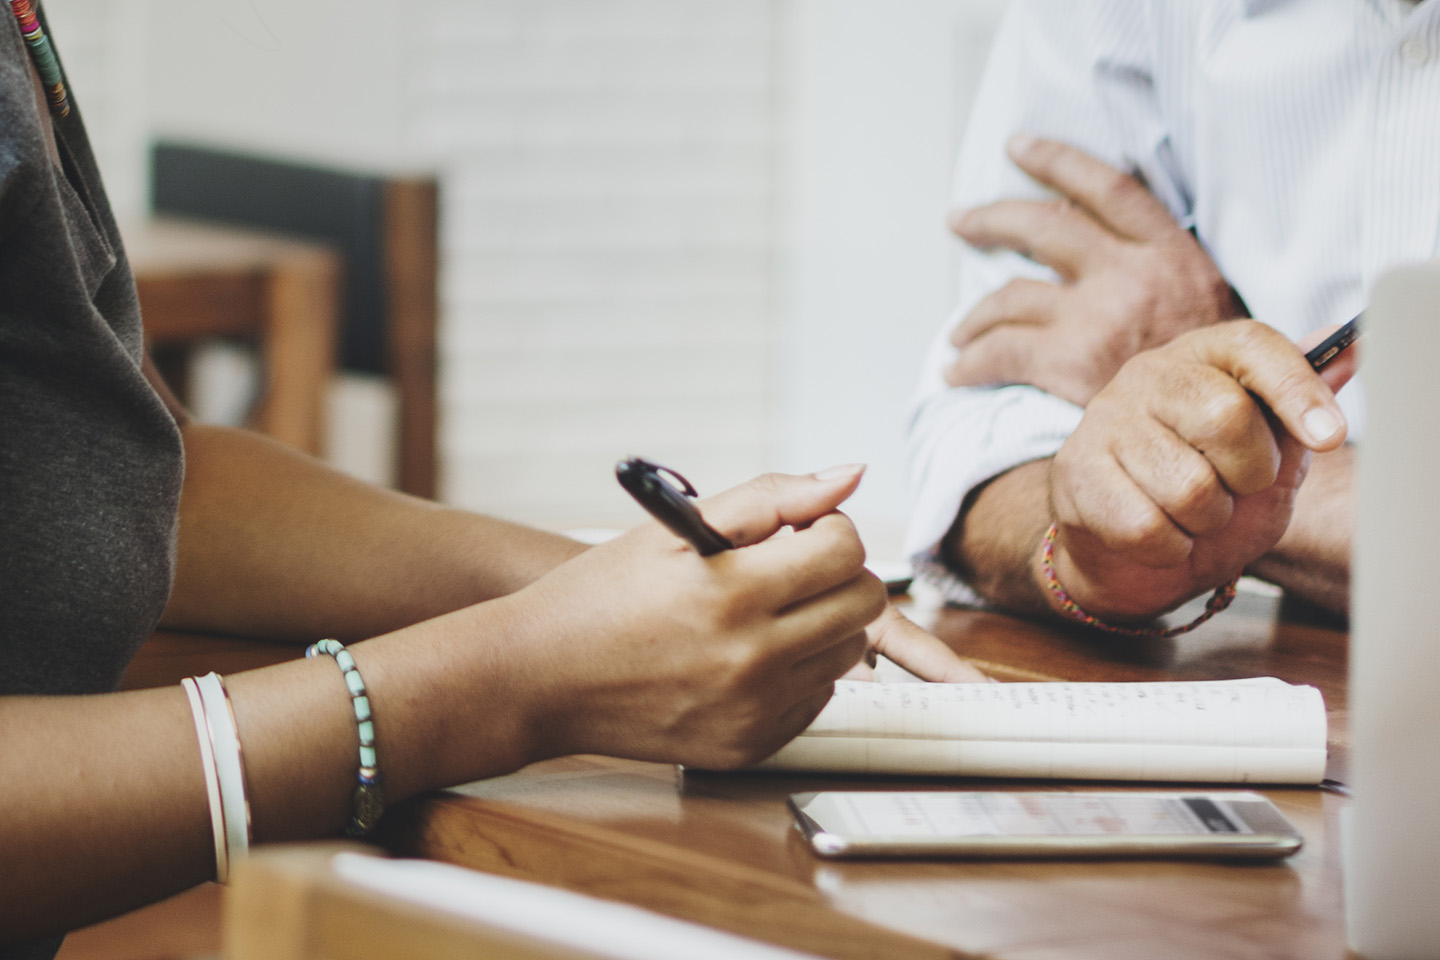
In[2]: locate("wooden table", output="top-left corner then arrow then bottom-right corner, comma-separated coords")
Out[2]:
370,588 -> 1353,960
91,587 -> 1352,960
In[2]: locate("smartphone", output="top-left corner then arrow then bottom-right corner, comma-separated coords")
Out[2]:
787,790 -> 1304,860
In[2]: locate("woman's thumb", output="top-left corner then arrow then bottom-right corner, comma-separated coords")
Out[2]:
696,464 -> 866,548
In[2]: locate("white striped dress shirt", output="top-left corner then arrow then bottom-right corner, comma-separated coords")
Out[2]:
908,0 -> 1440,604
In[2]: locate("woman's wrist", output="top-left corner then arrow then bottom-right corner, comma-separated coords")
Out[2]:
366,602 -> 548,794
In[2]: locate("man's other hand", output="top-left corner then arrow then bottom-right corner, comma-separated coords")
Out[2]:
945,135 -> 1245,407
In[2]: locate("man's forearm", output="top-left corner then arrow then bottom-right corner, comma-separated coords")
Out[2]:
1246,445 -> 1354,615
161,423 -> 589,641
941,458 -> 1055,617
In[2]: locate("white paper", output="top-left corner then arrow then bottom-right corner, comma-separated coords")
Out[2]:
330,853 -> 825,960
756,680 -> 1327,783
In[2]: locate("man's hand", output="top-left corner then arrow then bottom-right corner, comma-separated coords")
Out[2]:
1042,321 -> 1355,622
945,135 -> 1244,406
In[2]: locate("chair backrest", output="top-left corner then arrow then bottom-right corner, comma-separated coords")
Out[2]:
151,142 -> 438,498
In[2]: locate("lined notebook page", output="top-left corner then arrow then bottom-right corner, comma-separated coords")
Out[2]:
755,680 -> 1328,784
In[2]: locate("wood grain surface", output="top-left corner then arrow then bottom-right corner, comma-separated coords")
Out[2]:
374,589 -> 1355,960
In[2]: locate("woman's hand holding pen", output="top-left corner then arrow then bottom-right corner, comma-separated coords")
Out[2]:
1040,320 -> 1357,624
613,456 -> 991,687
480,467 -> 889,771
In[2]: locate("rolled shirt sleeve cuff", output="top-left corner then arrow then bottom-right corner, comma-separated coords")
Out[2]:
905,384 -> 1083,605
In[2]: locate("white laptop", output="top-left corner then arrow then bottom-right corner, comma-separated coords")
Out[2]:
1346,259 -> 1440,957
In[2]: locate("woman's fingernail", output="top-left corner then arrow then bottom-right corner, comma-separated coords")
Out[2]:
1302,407 -> 1344,444
1008,133 -> 1037,156
814,463 -> 866,482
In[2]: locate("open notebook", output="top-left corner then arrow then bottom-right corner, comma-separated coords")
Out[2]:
753,678 -> 1327,784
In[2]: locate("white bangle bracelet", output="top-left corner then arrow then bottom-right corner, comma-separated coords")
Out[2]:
194,672 -> 252,878
180,677 -> 228,883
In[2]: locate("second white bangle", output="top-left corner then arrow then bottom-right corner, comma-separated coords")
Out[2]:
194,672 -> 251,877
180,677 -> 228,883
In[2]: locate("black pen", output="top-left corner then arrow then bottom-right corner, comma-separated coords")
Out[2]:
1305,313 -> 1361,371
615,457 -> 735,556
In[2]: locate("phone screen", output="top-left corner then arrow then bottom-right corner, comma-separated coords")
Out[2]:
788,790 -> 1304,860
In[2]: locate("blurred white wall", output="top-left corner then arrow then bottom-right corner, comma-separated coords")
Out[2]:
141,0 -> 421,172
415,0 -> 783,530
42,0 -> 150,229
45,0 -> 1008,558
775,0 -> 1006,556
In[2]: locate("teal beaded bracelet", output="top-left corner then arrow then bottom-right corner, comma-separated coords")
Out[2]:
1040,523 -> 1238,639
306,638 -> 385,837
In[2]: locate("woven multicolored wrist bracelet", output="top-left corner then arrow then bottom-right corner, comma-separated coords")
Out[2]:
1040,522 -> 1238,639
306,638 -> 385,837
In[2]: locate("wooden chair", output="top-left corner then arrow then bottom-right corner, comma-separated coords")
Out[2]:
128,218 -> 342,457
139,143 -> 439,498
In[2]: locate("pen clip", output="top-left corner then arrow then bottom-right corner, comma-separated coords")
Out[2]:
632,458 -> 699,499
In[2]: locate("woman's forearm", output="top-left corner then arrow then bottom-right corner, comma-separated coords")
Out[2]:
161,423 -> 588,641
